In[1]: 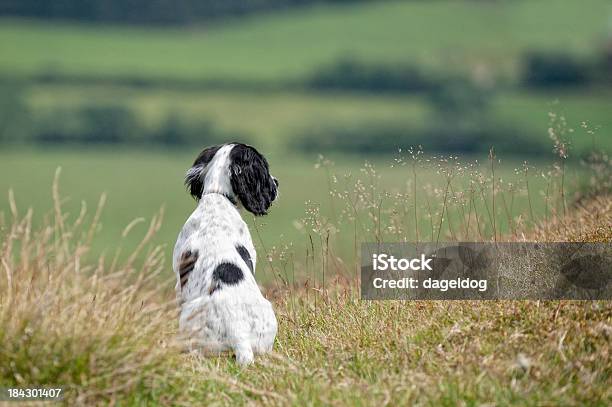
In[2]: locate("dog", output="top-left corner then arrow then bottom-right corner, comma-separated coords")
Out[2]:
173,143 -> 279,365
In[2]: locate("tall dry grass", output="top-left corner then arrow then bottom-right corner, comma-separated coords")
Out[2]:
274,134 -> 610,292
0,169 -> 181,404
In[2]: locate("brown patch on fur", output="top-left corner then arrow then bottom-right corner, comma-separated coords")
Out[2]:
179,250 -> 198,289
208,282 -> 220,295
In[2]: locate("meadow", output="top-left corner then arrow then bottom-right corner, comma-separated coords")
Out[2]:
0,143 -> 597,284
0,1 -> 611,403
2,0 -> 611,157
0,0 -> 609,82
0,152 -> 609,405
0,149 -> 562,250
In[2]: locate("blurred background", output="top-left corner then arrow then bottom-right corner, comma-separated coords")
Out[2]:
0,0 -> 611,262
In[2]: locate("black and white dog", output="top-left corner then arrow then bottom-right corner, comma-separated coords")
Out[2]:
173,143 -> 278,365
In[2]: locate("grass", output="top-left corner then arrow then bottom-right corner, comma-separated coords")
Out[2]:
0,164 -> 610,405
493,90 -> 612,153
1,1 -> 611,399
0,147 -> 591,277
0,0 -> 610,82
0,179 -> 176,404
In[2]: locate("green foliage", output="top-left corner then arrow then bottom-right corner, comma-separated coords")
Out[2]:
2,103 -> 245,148
0,0 -> 367,25
0,81 -> 28,143
34,105 -> 138,145
596,41 -> 612,84
294,120 -> 547,156
309,58 -> 435,93
522,51 -> 595,88
427,77 -> 493,116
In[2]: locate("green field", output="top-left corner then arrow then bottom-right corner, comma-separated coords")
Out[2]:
1,0 -> 609,82
2,0 -> 611,157
0,149 -> 585,281
23,84 -> 612,153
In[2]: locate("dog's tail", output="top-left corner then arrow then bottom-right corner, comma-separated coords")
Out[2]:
234,343 -> 254,366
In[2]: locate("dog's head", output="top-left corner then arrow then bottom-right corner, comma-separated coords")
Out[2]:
185,143 -> 278,216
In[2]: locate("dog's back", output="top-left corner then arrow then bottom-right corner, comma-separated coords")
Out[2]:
173,186 -> 277,365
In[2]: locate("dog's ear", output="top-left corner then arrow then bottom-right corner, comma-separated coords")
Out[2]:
185,145 -> 222,200
229,144 -> 277,216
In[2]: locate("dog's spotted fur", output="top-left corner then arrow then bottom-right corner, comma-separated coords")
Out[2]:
173,143 -> 278,366
236,244 -> 253,274
179,250 -> 198,288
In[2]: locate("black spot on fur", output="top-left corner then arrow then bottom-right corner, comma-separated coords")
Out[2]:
185,145 -> 222,200
229,143 -> 277,216
236,245 -> 253,274
212,262 -> 244,286
179,250 -> 198,289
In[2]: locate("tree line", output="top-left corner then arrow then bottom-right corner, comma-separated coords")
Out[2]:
0,0 -> 368,25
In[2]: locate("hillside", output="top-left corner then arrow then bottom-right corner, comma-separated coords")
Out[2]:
1,174 -> 610,404
0,0 -> 609,82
